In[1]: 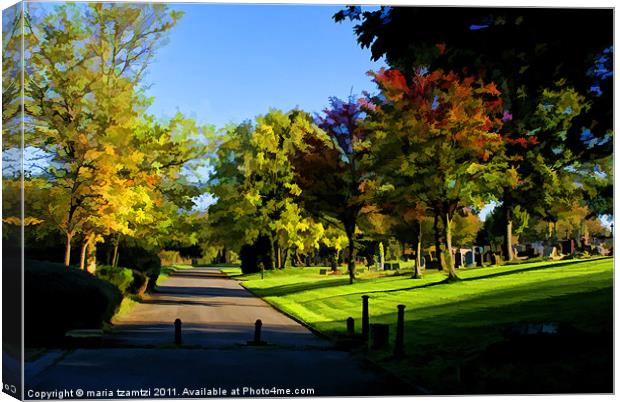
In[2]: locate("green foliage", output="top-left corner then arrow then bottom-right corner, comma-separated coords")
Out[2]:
95,265 -> 134,295
25,260 -> 122,346
116,245 -> 162,291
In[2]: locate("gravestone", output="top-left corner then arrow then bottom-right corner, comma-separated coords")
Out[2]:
560,239 -> 575,255
465,251 -> 475,267
483,251 -> 493,265
475,251 -> 483,267
392,263 -> 400,270
384,263 -> 392,270
454,251 -> 463,268
319,269 -> 328,275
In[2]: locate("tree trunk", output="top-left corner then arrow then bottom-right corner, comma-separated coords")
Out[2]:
79,237 -> 89,271
277,245 -> 282,269
282,247 -> 289,268
345,224 -> 356,284
64,232 -> 73,268
433,214 -> 446,271
442,213 -> 458,280
267,234 -> 276,270
505,207 -> 514,261
414,220 -> 423,278
112,234 -> 121,267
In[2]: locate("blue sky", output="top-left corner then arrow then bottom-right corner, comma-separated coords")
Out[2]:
144,4 -> 386,129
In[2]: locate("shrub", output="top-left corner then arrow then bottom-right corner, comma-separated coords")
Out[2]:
117,246 -> 161,291
129,270 -> 149,296
95,265 -> 134,295
25,260 -> 122,346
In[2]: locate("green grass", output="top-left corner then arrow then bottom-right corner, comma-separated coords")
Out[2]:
156,264 -> 195,286
238,258 -> 613,393
219,266 -> 243,276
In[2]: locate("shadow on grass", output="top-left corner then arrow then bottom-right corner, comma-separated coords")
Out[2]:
313,257 -> 612,301
251,277 -> 351,297
312,286 -> 612,393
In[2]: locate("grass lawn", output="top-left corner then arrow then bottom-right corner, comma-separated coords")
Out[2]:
156,264 -> 195,286
238,257 -> 613,394
219,266 -> 243,276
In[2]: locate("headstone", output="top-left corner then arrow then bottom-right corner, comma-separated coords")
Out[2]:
483,251 -> 493,265
561,239 -> 575,255
393,263 -> 401,270
454,252 -> 463,268
465,251 -> 475,267
475,252 -> 483,267
420,256 -> 426,269
319,269 -> 328,275
384,263 -> 392,270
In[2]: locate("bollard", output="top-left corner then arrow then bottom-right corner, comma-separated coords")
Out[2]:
362,295 -> 370,342
254,319 -> 262,344
346,317 -> 355,336
174,318 -> 182,345
394,304 -> 405,358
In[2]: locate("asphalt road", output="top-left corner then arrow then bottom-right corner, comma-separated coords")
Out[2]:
25,267 -> 411,397
107,267 -> 328,348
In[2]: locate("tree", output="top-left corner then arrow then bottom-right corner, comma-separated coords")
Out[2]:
292,96 -> 371,284
364,68 -> 510,280
23,3 -> 182,266
335,6 -> 613,261
208,110 -> 317,271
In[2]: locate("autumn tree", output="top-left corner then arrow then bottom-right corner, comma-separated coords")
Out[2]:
336,6 -> 613,260
364,68 -> 510,280
292,96 -> 371,284
24,3 -> 182,266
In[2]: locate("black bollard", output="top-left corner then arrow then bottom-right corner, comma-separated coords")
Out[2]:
174,318 -> 182,345
362,295 -> 370,342
254,319 -> 262,344
394,304 -> 406,358
346,317 -> 355,336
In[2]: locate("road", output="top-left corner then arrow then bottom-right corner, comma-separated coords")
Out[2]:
25,267 -> 411,397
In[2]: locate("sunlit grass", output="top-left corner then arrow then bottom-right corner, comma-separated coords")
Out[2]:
156,264 -> 195,286
238,257 -> 613,392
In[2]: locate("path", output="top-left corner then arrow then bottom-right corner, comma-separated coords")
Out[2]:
25,267 -> 411,397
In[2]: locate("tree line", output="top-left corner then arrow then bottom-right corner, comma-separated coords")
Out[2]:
2,5 -> 612,284
205,7 -> 613,283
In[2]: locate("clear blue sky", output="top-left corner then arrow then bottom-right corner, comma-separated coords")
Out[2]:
144,4 -> 386,129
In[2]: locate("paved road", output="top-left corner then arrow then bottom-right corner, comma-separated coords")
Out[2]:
107,268 -> 327,348
25,267 -> 411,397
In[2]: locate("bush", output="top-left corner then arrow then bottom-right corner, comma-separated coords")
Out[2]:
95,265 -> 134,295
117,246 -> 161,291
25,260 -> 122,346
129,270 -> 149,296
